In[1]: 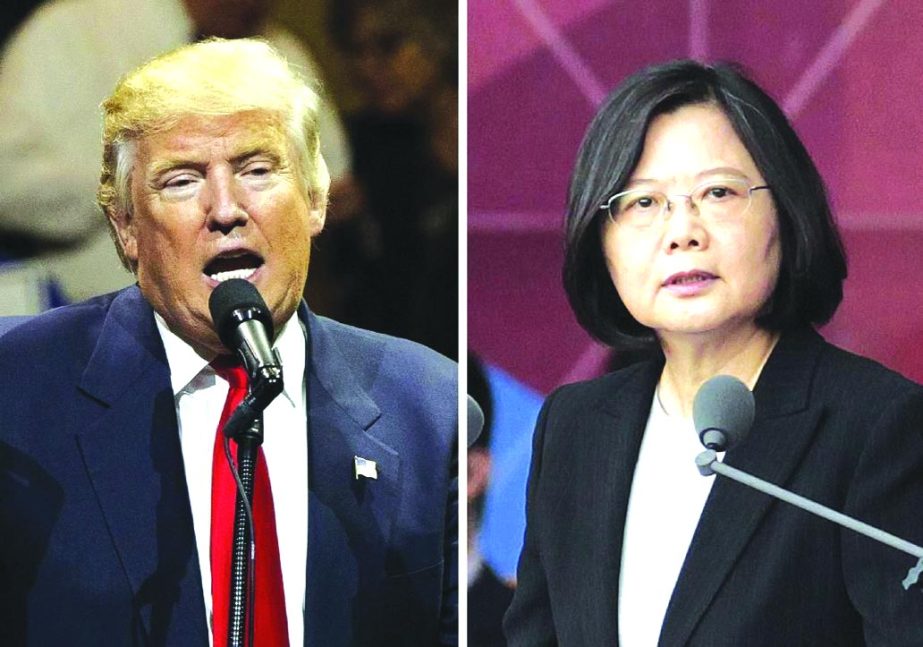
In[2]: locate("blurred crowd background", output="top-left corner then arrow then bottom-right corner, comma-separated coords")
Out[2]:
0,0 -> 458,360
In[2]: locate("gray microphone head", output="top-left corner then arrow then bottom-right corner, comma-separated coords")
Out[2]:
467,395 -> 485,448
693,375 -> 755,451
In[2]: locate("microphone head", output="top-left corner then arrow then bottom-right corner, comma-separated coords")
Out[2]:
467,395 -> 485,449
693,375 -> 755,451
208,279 -> 274,351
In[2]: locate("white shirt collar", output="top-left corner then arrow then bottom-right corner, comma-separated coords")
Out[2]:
154,310 -> 306,404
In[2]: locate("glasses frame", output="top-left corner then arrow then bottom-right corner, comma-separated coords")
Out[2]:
598,179 -> 771,226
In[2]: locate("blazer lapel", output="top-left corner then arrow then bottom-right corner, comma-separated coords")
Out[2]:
72,288 -> 207,645
302,309 -> 401,647
659,329 -> 827,647
583,359 -> 662,642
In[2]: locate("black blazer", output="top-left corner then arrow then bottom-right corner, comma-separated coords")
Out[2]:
505,328 -> 923,646
469,563 -> 514,647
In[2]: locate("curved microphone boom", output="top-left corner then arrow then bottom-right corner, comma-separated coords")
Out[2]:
692,374 -> 923,590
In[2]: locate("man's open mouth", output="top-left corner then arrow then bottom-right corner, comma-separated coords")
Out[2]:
204,252 -> 264,283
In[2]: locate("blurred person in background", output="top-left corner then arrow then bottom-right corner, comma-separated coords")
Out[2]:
468,352 -> 514,647
324,0 -> 457,359
0,1 -> 41,50
0,0 -> 351,313
504,60 -> 923,646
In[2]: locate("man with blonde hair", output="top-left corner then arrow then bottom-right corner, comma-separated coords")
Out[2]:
0,39 -> 457,646
0,0 -> 353,309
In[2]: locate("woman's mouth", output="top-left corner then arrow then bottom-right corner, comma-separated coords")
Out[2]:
662,270 -> 718,295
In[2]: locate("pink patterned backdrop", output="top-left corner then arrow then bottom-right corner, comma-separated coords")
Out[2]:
470,0 -> 923,392
469,0 -> 923,577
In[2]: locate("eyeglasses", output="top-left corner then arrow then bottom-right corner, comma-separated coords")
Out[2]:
599,178 -> 771,228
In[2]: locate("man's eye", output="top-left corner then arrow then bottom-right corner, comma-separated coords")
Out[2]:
242,162 -> 274,177
163,175 -> 197,190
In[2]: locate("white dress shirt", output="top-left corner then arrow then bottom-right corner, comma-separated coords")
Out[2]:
155,313 -> 308,647
618,393 -> 722,647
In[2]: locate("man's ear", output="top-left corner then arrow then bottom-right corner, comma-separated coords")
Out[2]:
309,152 -> 330,236
108,207 -> 139,265
308,207 -> 326,236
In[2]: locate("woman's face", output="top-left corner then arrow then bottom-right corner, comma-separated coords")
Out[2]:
601,103 -> 781,342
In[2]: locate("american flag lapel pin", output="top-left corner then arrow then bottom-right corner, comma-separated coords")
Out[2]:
354,455 -> 378,480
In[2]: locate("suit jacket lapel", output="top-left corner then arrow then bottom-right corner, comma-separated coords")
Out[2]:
659,329 -> 827,646
584,359 -> 662,642
72,288 -> 208,644
302,307 -> 401,647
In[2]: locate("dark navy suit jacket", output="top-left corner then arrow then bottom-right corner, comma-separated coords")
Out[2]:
505,328 -> 923,646
0,286 -> 457,646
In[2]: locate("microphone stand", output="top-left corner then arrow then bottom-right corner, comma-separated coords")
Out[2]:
224,364 -> 283,647
696,449 -> 923,591
227,414 -> 262,647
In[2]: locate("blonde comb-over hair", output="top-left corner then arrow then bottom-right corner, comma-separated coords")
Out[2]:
97,38 -> 330,271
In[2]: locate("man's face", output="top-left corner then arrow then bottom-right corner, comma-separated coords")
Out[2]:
113,111 -> 324,356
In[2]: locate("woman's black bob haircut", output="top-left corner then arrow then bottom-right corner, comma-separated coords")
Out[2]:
564,60 -> 847,349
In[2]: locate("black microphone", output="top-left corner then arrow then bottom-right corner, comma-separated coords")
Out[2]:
209,278 -> 280,378
208,279 -> 284,437
467,395 -> 485,448
692,375 -> 754,451
692,374 -> 923,590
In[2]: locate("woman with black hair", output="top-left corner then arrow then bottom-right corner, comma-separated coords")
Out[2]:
504,60 -> 923,646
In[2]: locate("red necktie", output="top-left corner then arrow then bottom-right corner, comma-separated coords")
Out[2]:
210,358 -> 289,647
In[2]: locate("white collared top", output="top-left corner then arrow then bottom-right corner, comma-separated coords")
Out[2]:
618,393 -> 722,647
